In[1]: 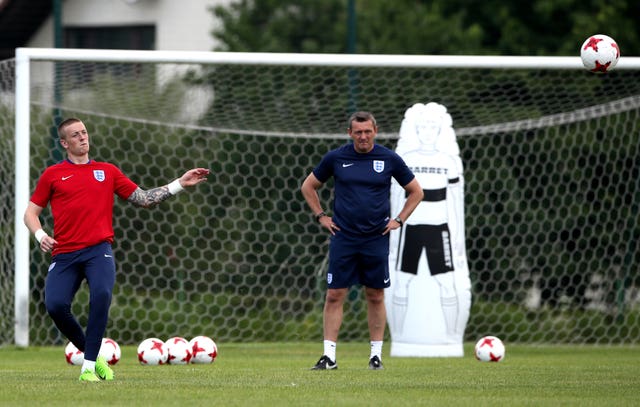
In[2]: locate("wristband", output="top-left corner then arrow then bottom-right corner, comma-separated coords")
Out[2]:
168,179 -> 184,195
35,229 -> 47,243
315,211 -> 327,223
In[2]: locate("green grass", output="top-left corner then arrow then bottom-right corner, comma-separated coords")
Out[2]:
1,343 -> 639,406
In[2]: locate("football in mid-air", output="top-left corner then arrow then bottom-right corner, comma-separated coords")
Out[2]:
189,335 -> 218,364
166,336 -> 192,365
64,341 -> 84,366
580,34 -> 620,73
99,337 -> 121,365
474,336 -> 505,362
137,337 -> 168,365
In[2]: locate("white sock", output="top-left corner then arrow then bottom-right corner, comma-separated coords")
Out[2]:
370,340 -> 383,359
81,359 -> 96,373
323,340 -> 337,362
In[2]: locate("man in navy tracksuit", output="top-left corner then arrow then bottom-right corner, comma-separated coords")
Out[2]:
301,111 -> 423,370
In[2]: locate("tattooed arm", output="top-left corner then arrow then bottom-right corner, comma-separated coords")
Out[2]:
127,168 -> 210,208
127,186 -> 173,208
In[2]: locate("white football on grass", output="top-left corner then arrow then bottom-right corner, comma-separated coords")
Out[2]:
137,337 -> 168,365
189,335 -> 218,364
166,336 -> 192,365
99,337 -> 121,365
474,336 -> 505,362
64,341 -> 84,366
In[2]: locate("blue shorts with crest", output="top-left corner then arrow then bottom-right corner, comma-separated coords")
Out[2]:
327,231 -> 390,289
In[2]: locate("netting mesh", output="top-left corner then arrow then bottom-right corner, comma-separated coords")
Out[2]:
1,54 -> 640,346
0,59 -> 15,346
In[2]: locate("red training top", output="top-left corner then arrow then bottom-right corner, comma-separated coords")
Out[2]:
30,160 -> 138,255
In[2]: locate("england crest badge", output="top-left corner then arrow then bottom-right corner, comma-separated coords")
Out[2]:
373,160 -> 384,173
93,170 -> 105,182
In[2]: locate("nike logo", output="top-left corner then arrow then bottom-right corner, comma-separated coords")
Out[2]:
62,175 -> 74,181
104,254 -> 113,258
384,278 -> 390,284
342,163 -> 354,168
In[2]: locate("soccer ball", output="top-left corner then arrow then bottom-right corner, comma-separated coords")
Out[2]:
474,336 -> 505,362
64,341 -> 84,366
189,335 -> 218,364
99,337 -> 121,365
580,34 -> 620,73
166,336 -> 192,365
137,337 -> 169,365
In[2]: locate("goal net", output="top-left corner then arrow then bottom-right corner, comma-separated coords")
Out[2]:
2,49 -> 640,347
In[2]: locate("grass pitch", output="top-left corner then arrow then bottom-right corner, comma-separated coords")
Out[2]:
1,342 -> 639,406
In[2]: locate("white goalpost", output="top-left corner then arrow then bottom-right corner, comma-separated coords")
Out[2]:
6,47 -> 640,347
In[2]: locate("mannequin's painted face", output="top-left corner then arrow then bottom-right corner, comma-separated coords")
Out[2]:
415,120 -> 441,146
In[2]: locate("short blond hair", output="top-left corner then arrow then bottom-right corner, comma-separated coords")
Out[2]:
57,118 -> 82,139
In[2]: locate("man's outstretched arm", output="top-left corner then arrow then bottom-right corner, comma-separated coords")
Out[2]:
128,168 -> 210,208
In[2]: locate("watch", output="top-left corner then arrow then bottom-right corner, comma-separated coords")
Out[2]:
394,216 -> 403,226
315,211 -> 327,223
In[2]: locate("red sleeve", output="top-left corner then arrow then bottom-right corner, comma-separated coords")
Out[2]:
111,164 -> 138,200
30,168 -> 54,208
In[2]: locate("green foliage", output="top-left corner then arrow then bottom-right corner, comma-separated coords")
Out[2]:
27,277 -> 640,344
212,0 -> 640,56
212,0 -> 347,53
469,300 -> 640,344
0,96 -> 15,348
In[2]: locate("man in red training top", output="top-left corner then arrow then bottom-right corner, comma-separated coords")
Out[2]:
23,117 -> 210,382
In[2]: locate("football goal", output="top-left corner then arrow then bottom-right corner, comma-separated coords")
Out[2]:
2,48 -> 640,347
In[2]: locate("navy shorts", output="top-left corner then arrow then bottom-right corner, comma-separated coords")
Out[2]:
327,232 -> 390,289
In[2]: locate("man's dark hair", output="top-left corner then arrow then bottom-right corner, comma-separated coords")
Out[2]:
347,111 -> 377,129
